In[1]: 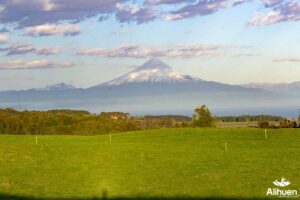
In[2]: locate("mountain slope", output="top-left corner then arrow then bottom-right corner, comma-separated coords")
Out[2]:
97,58 -> 201,86
243,82 -> 300,95
35,83 -> 77,91
89,58 -> 264,96
0,58 -> 297,115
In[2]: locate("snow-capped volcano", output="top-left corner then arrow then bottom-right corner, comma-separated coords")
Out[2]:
1,58 -> 298,115
101,58 -> 201,86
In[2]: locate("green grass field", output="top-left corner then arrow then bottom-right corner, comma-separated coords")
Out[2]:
0,128 -> 299,199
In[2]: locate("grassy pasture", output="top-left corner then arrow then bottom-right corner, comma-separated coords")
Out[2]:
0,128 -> 299,199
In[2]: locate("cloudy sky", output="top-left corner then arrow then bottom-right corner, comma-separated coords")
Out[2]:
0,0 -> 300,90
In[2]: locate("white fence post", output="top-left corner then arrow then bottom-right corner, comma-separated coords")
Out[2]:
265,129 -> 268,139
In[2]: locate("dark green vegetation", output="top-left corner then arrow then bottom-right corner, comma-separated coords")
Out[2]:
192,105 -> 214,127
216,121 -> 258,128
145,115 -> 192,122
257,119 -> 299,129
216,113 -> 300,129
0,128 -> 299,199
0,107 -> 214,135
216,115 -> 285,123
0,108 -> 299,136
0,108 -> 196,135
0,109 -> 140,135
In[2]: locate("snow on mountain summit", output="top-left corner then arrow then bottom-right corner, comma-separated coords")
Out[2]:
101,58 -> 201,86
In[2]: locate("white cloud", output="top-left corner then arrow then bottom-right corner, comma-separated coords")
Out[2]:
35,47 -> 63,55
248,1 -> 300,25
0,60 -> 73,69
5,44 -> 62,56
248,11 -> 284,25
165,0 -> 229,21
77,44 -> 230,58
261,0 -> 284,7
0,0 -> 298,29
0,0 -> 245,27
6,44 -> 34,55
0,34 -> 9,43
0,0 -> 129,27
145,0 -> 189,5
42,0 -> 57,11
115,3 -> 158,24
26,24 -> 80,36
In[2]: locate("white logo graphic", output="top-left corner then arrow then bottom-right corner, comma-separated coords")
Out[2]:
266,177 -> 298,198
273,178 -> 291,187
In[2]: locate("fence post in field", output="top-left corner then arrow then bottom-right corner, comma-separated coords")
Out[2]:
264,129 -> 268,139
225,142 -> 228,152
110,133 -> 112,143
35,136 -> 38,144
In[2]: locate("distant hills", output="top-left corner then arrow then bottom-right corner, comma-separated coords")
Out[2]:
35,83 -> 77,91
0,58 -> 299,116
242,82 -> 300,95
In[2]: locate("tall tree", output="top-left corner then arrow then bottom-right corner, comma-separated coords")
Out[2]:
192,105 -> 214,127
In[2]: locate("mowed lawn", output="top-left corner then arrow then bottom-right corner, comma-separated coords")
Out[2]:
0,128 -> 299,199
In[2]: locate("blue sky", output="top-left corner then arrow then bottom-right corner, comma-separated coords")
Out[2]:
0,0 -> 300,90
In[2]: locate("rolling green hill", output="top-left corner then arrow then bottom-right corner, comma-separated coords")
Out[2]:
0,128 -> 299,199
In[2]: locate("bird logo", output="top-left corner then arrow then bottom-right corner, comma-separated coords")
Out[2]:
273,178 -> 290,187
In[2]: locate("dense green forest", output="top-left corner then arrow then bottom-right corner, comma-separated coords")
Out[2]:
0,109 -> 187,135
0,108 -> 298,135
215,115 -> 285,122
216,115 -> 300,128
0,109 -> 140,135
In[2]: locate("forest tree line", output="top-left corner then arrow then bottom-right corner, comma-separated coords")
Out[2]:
0,109 -> 140,135
215,115 -> 285,122
0,107 -> 299,135
0,109 -> 190,135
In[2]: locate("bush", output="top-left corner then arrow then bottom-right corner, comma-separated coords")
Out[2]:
258,121 -> 270,128
279,119 -> 298,128
192,105 -> 214,127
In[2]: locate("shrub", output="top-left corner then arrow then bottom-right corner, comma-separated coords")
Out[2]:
258,121 -> 270,128
192,105 -> 214,127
